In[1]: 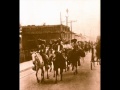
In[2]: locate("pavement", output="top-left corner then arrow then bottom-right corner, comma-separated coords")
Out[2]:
20,52 -> 100,90
20,60 -> 34,73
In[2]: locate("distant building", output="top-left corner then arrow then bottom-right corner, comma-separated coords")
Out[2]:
22,24 -> 71,50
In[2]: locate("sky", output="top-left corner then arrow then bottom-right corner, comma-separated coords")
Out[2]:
20,0 -> 100,40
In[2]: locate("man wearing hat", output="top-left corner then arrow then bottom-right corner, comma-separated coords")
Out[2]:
71,39 -> 81,66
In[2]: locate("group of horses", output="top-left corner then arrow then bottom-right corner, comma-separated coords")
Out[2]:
31,44 -> 86,83
31,40 -> 100,84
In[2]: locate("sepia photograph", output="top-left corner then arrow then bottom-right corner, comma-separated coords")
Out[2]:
20,0 -> 100,90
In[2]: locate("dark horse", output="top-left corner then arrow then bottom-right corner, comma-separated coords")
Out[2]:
64,48 -> 73,71
53,50 -> 66,83
67,48 -> 84,75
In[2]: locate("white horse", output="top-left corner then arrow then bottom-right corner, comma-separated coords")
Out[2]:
31,51 -> 44,83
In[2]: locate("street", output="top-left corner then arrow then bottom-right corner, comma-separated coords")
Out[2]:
20,52 -> 100,90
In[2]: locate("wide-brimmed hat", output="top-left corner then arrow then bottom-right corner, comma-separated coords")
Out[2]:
71,39 -> 77,43
38,39 -> 46,45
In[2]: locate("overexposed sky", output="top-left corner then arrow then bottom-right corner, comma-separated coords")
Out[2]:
20,0 -> 100,39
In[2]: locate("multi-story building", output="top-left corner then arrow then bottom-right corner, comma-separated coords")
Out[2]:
21,24 -> 71,50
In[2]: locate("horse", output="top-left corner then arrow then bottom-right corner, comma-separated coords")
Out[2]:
68,49 -> 79,74
31,51 -> 45,83
40,51 -> 50,79
63,44 -> 73,72
53,50 -> 66,83
64,48 -> 72,71
46,48 -> 55,72
78,48 -> 85,63
67,47 -> 84,75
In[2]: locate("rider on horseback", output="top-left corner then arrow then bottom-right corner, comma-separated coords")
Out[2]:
71,39 -> 81,66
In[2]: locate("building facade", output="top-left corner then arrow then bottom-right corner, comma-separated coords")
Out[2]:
21,24 -> 71,50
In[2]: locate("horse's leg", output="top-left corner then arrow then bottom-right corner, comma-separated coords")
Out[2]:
55,69 -> 58,83
60,68 -> 63,81
72,64 -> 75,75
72,64 -> 74,71
80,59 -> 81,66
41,68 -> 44,83
52,61 -> 54,71
76,65 -> 78,74
53,70 -> 55,77
66,60 -> 69,71
50,64 -> 52,72
67,65 -> 69,71
66,61 -> 68,71
67,61 -> 69,71
83,57 -> 84,63
78,59 -> 81,66
53,62 -> 56,77
36,68 -> 42,83
49,58 -> 52,72
46,67 -> 49,79
97,58 -> 100,65
35,64 -> 40,83
36,70 -> 39,83
65,61 -> 67,72
73,63 -> 77,75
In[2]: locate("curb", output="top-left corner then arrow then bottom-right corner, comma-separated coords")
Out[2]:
20,66 -> 33,73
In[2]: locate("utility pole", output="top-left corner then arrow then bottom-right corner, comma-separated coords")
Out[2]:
68,20 -> 77,44
90,29 -> 91,42
60,12 -> 65,25
66,9 -> 69,26
60,12 -> 65,40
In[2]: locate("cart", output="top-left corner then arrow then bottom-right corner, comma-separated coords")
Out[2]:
90,47 -> 100,70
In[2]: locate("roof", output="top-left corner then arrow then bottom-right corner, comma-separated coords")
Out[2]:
22,24 -> 69,28
22,24 -> 71,34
